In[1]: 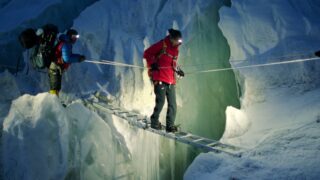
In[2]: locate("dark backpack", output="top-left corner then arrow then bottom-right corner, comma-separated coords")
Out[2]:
19,28 -> 38,49
19,24 -> 59,69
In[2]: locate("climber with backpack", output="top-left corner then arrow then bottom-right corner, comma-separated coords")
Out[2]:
48,29 -> 85,96
143,28 -> 185,133
19,24 -> 59,70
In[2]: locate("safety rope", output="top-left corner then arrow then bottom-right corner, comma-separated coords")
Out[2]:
180,52 -> 316,68
85,59 -> 145,69
186,56 -> 319,75
84,56 -> 320,75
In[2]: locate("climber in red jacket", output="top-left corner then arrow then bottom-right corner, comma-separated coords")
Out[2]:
143,28 -> 184,132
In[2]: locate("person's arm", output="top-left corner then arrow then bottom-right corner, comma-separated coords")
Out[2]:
174,50 -> 184,77
61,43 -> 82,63
143,40 -> 164,67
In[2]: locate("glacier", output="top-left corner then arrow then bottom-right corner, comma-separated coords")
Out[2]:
0,0 -> 320,179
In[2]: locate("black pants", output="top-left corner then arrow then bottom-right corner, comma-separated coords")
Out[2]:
150,82 -> 177,128
48,62 -> 62,92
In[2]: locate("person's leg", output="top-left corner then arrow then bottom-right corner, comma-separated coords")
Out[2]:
150,83 -> 166,128
166,85 -> 177,130
48,63 -> 62,96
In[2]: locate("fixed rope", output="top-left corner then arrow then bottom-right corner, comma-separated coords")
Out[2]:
85,59 -> 145,69
83,56 -> 320,75
186,56 -> 319,75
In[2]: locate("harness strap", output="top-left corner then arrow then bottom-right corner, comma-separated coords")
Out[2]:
157,40 -> 177,61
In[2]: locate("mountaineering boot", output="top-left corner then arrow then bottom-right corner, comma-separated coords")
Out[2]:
166,125 -> 178,133
151,122 -> 162,130
49,90 -> 59,96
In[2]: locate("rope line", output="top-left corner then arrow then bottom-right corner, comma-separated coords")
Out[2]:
83,56 -> 320,75
179,52 -> 316,67
85,60 -> 145,69
186,57 -> 319,75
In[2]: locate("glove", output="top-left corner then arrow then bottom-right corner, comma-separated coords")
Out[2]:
150,63 -> 159,71
315,50 -> 320,57
176,68 -> 185,77
177,69 -> 185,77
79,55 -> 86,62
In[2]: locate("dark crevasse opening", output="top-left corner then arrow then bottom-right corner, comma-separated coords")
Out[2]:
176,1 -> 240,140
158,1 -> 241,179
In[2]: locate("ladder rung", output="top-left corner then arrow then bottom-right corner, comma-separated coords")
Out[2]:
118,111 -> 129,114
126,114 -> 138,117
185,135 -> 201,141
197,139 -> 215,145
192,138 -> 204,142
207,142 -> 219,147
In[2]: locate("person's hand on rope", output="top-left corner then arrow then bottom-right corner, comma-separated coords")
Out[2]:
176,66 -> 185,78
79,55 -> 86,62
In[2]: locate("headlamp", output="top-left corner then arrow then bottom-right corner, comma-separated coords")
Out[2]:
72,34 -> 80,39
178,39 -> 183,43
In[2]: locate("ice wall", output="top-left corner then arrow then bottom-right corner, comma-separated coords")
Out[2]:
184,1 -> 320,178
2,93 -> 122,179
1,0 -> 242,179
219,0 -> 320,91
219,0 -> 320,141
69,1 -> 240,178
71,0 -> 240,138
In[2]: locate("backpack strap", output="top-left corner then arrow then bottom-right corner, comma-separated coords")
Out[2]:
157,40 -> 178,61
155,40 -> 167,61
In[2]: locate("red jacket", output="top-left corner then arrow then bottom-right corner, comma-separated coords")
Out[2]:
144,36 -> 180,85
